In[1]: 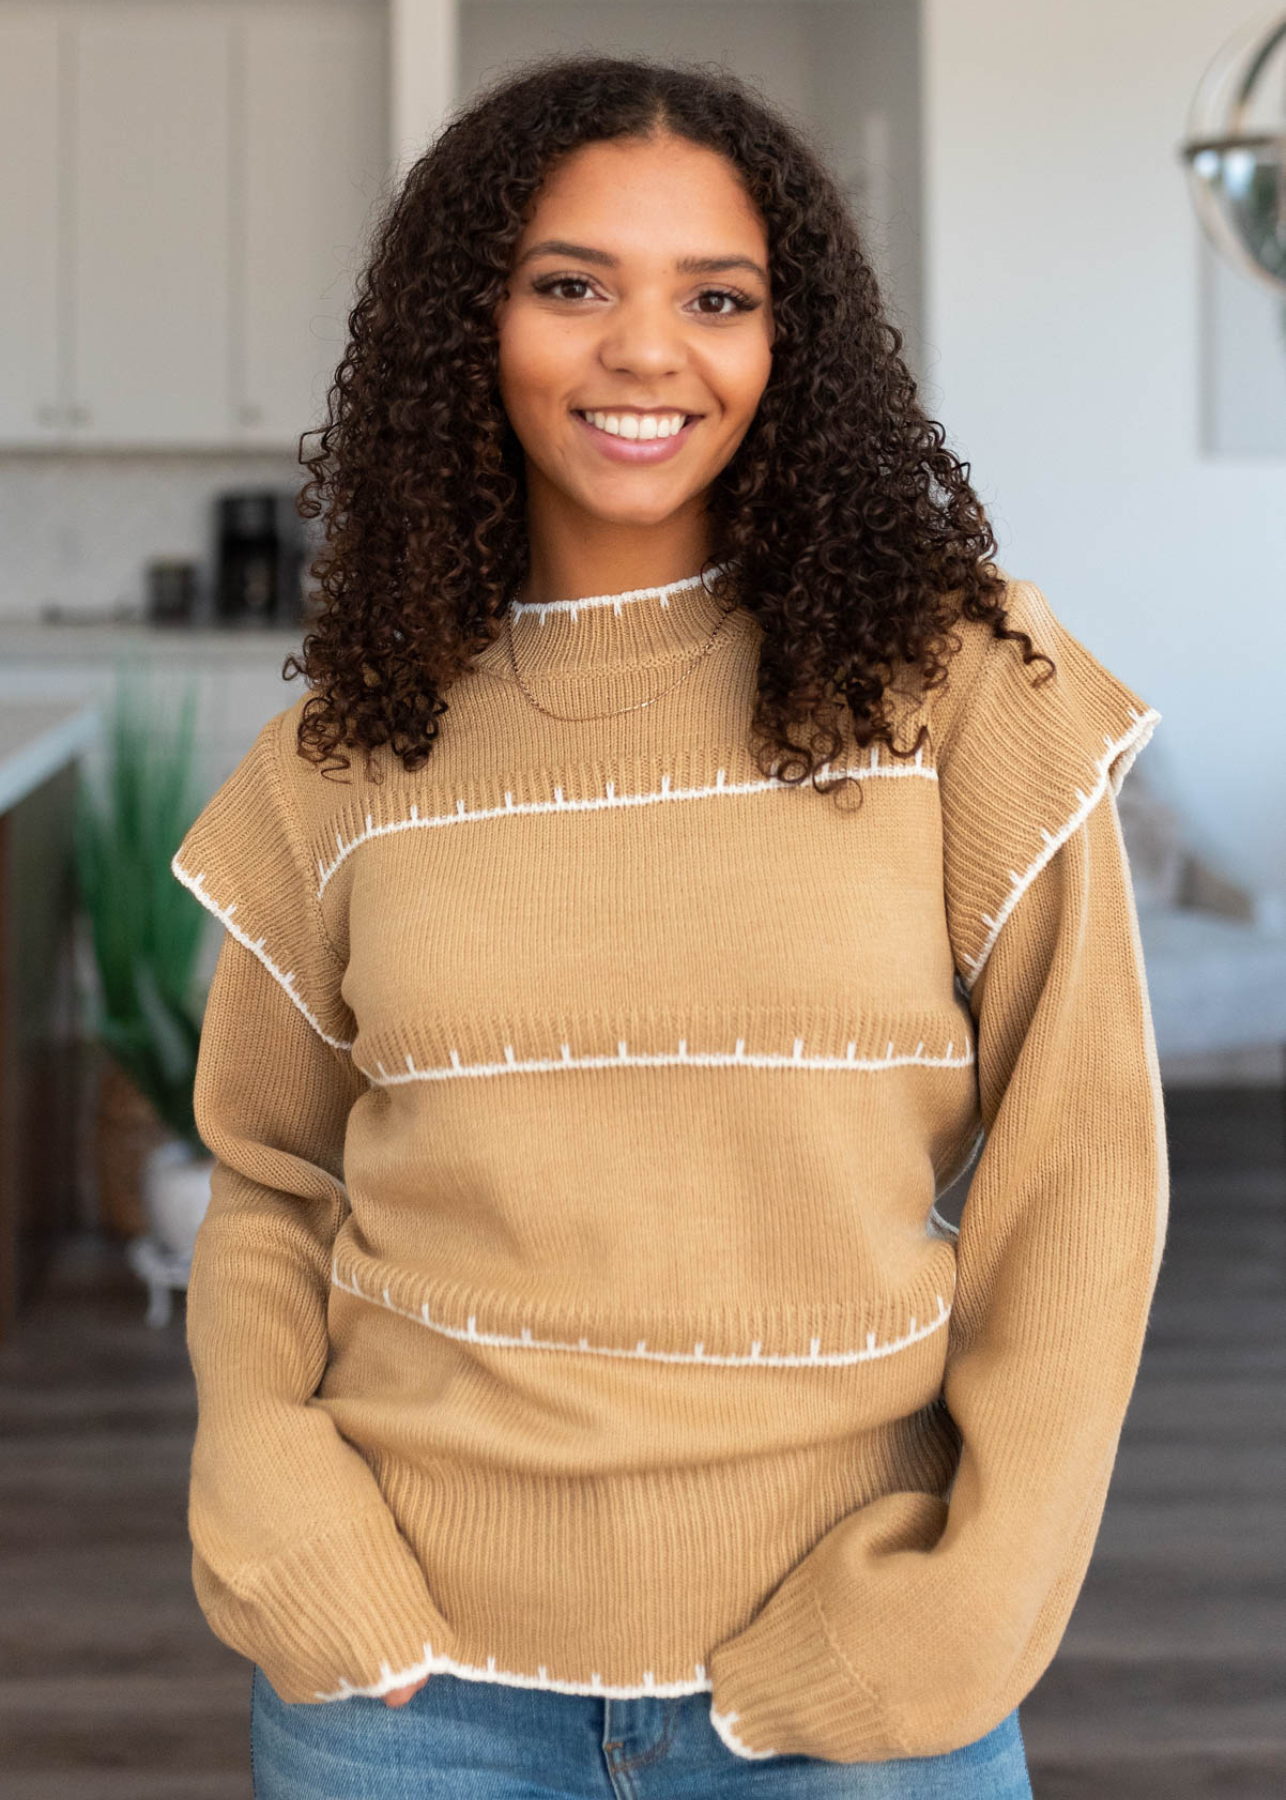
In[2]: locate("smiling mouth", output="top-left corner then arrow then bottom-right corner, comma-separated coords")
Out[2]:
572,408 -> 701,441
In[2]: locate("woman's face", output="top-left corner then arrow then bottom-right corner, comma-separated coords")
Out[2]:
494,131 -> 775,531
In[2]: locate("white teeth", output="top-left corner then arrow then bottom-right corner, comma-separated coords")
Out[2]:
584,410 -> 689,440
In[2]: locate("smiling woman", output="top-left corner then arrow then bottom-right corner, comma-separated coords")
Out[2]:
172,47 -> 1165,1800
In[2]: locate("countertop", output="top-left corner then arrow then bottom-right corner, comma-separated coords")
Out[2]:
0,620 -> 303,662
0,700 -> 100,814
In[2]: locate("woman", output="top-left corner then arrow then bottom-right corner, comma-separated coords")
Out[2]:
172,50 -> 1167,1799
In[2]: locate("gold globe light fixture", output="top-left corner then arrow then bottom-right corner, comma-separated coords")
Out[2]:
1178,7 -> 1286,298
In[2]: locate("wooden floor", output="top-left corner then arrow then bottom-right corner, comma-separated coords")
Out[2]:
0,1086 -> 1281,1799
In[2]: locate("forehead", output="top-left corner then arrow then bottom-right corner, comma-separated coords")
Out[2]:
517,134 -> 767,257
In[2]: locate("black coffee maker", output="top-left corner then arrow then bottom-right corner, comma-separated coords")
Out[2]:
213,490 -> 305,627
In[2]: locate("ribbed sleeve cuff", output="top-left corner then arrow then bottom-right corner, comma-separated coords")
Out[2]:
197,1503 -> 458,1705
707,1567 -> 906,1763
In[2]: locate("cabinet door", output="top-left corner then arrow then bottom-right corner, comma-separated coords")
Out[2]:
0,10 -> 64,445
236,3 -> 388,447
70,4 -> 232,445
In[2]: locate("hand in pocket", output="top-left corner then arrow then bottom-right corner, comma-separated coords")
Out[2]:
383,1676 -> 430,1708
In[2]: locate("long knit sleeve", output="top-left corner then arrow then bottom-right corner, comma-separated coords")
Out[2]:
707,581 -> 1169,1761
174,718 -> 459,1703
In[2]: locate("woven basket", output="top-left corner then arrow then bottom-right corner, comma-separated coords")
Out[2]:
94,1055 -> 168,1240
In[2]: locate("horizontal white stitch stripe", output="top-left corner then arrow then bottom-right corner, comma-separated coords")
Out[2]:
959,705 -> 1161,994
315,749 -> 938,895
361,1034 -> 975,1087
330,1258 -> 952,1367
171,856 -> 355,1052
314,1644 -> 719,1704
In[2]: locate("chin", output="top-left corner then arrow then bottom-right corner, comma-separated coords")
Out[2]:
577,494 -> 693,528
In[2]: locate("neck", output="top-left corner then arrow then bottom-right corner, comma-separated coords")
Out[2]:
517,482 -> 713,612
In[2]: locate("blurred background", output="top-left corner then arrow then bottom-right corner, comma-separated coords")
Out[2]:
0,2 -> 1283,1795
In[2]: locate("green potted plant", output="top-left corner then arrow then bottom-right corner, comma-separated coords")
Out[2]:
74,668 -> 213,1267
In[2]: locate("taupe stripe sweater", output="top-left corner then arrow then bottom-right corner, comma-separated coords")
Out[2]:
172,566 -> 1168,1763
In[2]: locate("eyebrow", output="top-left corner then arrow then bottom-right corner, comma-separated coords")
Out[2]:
513,238 -> 768,283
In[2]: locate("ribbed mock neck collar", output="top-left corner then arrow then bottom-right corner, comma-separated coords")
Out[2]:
472,562 -> 740,683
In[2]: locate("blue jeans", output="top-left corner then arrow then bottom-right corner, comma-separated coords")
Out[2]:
250,1665 -> 1034,1798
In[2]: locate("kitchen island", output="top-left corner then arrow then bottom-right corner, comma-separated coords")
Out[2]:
0,700 -> 99,1342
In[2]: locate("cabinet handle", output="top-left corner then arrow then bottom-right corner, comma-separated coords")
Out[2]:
69,404 -> 91,425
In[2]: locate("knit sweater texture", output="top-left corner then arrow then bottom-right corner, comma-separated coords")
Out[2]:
172,565 -> 1168,1763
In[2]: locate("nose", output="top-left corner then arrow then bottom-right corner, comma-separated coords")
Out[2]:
596,293 -> 687,379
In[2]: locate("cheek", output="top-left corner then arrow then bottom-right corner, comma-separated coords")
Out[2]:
497,313 -> 581,418
712,335 -> 773,423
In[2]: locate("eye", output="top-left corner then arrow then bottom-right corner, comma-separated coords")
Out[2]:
693,286 -> 759,317
529,275 -> 762,318
531,275 -> 597,302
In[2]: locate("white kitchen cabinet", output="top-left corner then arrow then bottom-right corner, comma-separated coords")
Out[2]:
237,5 -> 388,446
72,5 -> 233,446
0,0 -> 389,451
0,13 -> 62,441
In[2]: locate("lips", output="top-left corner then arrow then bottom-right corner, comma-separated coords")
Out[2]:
569,409 -> 702,464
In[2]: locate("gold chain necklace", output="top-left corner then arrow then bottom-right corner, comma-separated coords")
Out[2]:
503,572 -> 740,722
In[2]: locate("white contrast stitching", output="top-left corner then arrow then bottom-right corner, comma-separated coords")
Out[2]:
360,1034 -> 974,1087
709,1706 -> 780,1759
315,750 -> 938,896
312,1644 -> 780,1756
330,1261 -> 951,1367
171,855 -> 355,1052
958,705 -> 1161,993
313,1645 -> 720,1704
506,561 -> 734,621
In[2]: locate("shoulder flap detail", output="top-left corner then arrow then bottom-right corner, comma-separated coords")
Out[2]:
171,705 -> 357,1051
934,578 -> 1160,996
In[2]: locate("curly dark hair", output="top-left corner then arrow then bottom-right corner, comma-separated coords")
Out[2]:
286,50 -> 1053,801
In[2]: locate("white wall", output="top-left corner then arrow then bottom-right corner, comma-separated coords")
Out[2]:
391,0 -> 456,173
460,3 -> 817,136
809,0 -> 923,382
921,0 -> 1286,905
